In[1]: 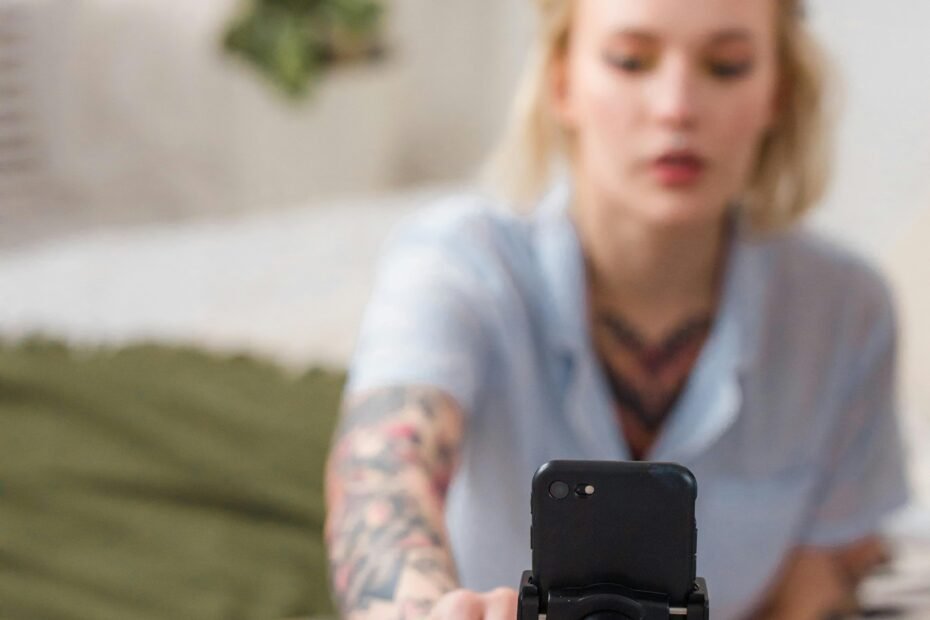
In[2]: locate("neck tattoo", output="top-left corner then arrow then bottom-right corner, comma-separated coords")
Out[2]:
594,310 -> 713,436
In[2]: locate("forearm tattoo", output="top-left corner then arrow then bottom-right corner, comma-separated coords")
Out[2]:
325,387 -> 464,619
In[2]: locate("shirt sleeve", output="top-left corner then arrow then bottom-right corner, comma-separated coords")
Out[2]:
345,210 -> 492,416
801,278 -> 911,547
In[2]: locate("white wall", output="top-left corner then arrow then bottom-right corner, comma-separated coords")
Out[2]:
1,0 -> 546,247
385,0 -> 536,181
11,0 -> 413,246
806,0 -> 930,256
16,0 -> 538,217
885,209 -> 930,502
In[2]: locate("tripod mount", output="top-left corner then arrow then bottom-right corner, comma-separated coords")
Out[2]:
517,570 -> 709,620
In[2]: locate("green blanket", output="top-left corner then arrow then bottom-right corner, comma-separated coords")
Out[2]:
0,340 -> 342,620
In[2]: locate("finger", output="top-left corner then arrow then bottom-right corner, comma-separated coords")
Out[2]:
483,587 -> 519,620
428,589 -> 483,620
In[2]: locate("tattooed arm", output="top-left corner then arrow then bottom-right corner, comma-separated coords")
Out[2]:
324,386 -> 468,619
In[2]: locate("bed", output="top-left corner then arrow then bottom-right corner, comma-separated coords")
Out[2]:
1,192 -> 927,618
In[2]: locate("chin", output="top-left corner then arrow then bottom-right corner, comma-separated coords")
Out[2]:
639,193 -> 727,229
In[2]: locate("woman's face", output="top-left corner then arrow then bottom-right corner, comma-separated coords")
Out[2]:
554,0 -> 780,227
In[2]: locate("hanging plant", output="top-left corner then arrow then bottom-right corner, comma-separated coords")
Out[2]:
222,0 -> 385,99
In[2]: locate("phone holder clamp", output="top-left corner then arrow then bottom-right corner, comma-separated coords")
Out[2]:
517,570 -> 708,620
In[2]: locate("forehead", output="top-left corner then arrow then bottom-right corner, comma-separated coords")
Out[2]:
574,0 -> 777,44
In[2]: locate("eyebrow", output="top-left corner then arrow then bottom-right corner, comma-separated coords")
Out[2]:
608,28 -> 658,43
608,27 -> 755,45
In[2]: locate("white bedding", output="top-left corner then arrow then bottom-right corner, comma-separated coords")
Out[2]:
0,188 -> 448,368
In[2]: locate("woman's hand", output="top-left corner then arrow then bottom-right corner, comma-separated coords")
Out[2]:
428,588 -> 519,620
755,537 -> 889,619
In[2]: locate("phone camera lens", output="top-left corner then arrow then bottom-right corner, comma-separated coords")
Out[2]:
549,481 -> 570,499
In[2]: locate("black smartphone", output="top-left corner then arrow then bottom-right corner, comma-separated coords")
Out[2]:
530,460 -> 698,606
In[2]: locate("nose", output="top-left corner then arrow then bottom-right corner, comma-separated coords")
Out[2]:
648,54 -> 699,132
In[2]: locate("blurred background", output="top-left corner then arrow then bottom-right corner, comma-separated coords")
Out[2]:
0,0 -> 928,618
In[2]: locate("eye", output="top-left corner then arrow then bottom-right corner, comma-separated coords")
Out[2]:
706,60 -> 754,79
604,53 -> 654,73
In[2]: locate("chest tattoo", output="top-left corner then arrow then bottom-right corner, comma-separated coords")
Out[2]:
593,312 -> 712,441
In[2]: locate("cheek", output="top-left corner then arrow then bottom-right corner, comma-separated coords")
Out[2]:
571,63 -> 640,164
719,107 -> 769,148
708,95 -> 775,192
712,85 -> 775,159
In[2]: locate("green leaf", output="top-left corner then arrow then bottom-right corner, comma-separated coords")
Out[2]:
222,0 -> 384,100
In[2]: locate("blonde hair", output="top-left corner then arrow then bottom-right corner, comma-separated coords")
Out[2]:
486,0 -> 834,233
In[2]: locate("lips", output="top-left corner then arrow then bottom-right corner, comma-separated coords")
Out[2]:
651,150 -> 706,187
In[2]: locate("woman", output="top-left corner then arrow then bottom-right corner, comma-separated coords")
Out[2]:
325,1 -> 910,618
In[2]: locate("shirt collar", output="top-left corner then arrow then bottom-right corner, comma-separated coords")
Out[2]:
532,178 -> 772,460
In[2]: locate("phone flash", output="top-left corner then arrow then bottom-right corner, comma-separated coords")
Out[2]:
577,484 -> 595,497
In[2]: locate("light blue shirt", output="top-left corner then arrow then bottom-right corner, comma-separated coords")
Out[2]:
347,180 -> 910,619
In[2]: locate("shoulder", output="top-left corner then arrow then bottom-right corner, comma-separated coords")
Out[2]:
753,227 -> 897,361
390,189 -> 529,247
381,189 -> 536,290
766,228 -> 889,291
766,228 -> 895,323
732,228 -> 900,460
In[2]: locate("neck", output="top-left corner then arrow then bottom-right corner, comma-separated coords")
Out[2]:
572,183 -> 730,330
